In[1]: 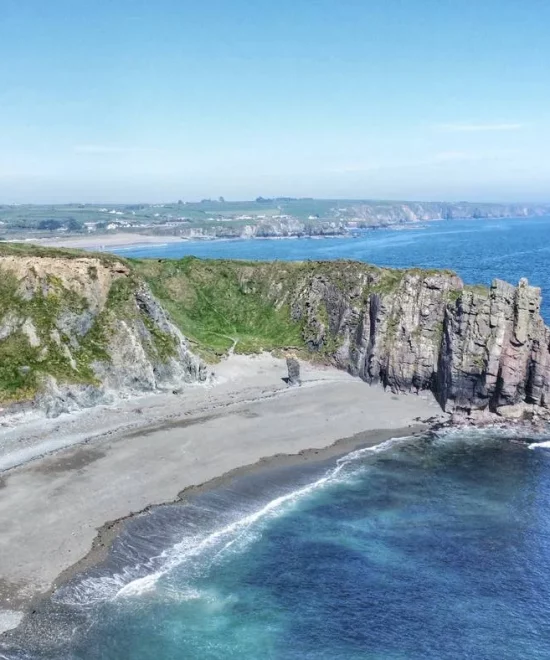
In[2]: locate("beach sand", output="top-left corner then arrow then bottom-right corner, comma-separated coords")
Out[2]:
28,233 -> 189,250
0,354 -> 445,634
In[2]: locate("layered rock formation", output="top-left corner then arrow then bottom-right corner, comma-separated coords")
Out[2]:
1,247 -> 548,420
284,265 -> 550,416
0,253 -> 206,417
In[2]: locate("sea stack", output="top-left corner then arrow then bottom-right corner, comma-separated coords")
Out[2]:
286,355 -> 301,386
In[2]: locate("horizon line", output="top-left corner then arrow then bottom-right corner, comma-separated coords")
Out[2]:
1,198 -> 550,207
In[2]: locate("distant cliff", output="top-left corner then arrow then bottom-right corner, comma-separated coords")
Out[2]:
344,201 -> 550,225
141,201 -> 550,240
1,244 -> 549,420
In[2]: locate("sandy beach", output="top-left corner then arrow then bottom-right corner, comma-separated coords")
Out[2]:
0,354 -> 445,635
28,233 -> 188,251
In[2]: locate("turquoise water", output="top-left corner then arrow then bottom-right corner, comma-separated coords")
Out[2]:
5,216 -> 550,658
113,216 -> 550,320
6,432 -> 550,659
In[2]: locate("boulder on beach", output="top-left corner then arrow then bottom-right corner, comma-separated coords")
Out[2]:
286,356 -> 301,386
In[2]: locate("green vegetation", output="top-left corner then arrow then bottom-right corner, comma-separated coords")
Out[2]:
0,242 -> 472,403
0,271 -> 102,402
131,257 -> 442,361
371,269 -> 405,294
464,283 -> 490,297
0,240 -> 127,267
447,289 -> 463,304
133,257 -> 305,360
0,245 -> 176,403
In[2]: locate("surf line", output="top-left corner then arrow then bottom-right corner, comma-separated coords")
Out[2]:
58,435 -> 414,605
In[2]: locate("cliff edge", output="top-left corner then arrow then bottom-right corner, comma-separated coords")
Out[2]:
136,257 -> 550,419
1,245 -> 548,420
0,246 -> 206,417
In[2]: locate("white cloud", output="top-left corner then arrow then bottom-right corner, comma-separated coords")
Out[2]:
437,122 -> 523,132
434,149 -> 518,163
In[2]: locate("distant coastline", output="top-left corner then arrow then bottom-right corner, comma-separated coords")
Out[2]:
22,213 -> 550,252
2,199 -> 550,249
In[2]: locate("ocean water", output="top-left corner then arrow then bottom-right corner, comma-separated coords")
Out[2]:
113,216 -> 550,320
5,216 -> 550,659
6,431 -> 550,659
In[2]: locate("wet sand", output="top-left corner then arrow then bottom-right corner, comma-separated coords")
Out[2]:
0,354 -> 445,634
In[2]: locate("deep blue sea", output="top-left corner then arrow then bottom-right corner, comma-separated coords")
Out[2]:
8,431 -> 550,659
5,217 -> 550,659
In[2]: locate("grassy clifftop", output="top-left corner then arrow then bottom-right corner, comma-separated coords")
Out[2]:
0,243 -> 469,405
6,242 -> 547,416
133,257 -> 306,358
132,256 -> 460,361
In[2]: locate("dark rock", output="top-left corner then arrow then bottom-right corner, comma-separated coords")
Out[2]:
286,356 -> 301,386
289,269 -> 550,414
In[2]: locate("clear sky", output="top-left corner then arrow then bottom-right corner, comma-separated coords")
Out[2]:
1,0 -> 549,203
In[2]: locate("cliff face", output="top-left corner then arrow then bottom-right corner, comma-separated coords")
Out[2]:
0,252 -> 206,417
131,257 -> 550,417
282,266 -> 550,416
1,247 -> 548,419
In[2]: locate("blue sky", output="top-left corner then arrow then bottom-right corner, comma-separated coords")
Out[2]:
1,0 -> 549,203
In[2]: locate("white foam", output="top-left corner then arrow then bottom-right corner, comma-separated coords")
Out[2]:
528,440 -> 550,450
57,435 -> 413,607
0,609 -> 24,635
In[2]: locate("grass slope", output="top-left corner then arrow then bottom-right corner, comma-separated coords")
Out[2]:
133,257 -> 305,359
0,244 -> 179,403
132,256 -> 458,361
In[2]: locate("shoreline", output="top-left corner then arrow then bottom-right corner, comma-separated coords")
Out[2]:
16,215 -> 549,253
2,423 -> 430,648
23,228 -> 425,252
0,354 -> 445,636
0,425 -> 432,652
52,423 -> 429,599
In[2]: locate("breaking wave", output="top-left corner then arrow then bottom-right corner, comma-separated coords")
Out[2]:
55,435 -> 411,607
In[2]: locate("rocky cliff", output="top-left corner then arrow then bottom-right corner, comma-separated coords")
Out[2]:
0,249 -> 206,417
1,246 -> 549,419
283,265 -> 550,417
136,258 -> 550,418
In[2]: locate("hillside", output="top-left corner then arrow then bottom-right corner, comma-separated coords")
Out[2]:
1,243 -> 549,418
0,243 -> 205,416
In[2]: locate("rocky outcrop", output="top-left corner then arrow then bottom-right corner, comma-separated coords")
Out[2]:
286,356 -> 301,386
277,264 -> 550,416
0,254 -> 206,417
